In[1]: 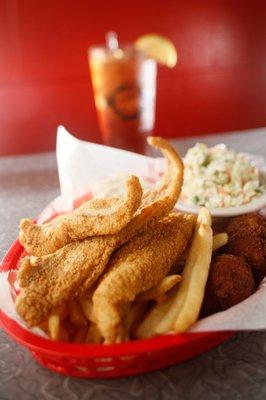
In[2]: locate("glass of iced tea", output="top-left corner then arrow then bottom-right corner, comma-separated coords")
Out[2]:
88,34 -> 157,154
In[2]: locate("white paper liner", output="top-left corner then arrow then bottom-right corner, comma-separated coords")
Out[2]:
1,125 -> 266,337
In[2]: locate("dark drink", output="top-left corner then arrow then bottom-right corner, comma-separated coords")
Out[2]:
89,45 -> 157,154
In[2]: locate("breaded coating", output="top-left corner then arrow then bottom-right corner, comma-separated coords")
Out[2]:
202,254 -> 255,316
226,234 -> 265,282
16,234 -> 118,326
19,176 -> 142,256
225,213 -> 266,282
93,213 -> 196,344
226,213 -> 266,238
15,137 -> 184,326
125,136 -> 184,233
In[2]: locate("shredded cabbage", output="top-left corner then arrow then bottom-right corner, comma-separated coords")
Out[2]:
180,143 -> 264,208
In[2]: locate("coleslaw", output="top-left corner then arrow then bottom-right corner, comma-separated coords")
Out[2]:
180,143 -> 265,208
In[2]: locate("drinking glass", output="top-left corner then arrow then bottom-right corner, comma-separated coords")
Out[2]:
89,45 -> 157,154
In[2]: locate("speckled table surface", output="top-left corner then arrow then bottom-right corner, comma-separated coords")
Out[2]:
1,129 -> 266,400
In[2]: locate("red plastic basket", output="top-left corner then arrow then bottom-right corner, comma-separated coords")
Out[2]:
0,238 -> 233,378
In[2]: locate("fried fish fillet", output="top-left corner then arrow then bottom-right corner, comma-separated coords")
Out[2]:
93,213 -> 196,344
15,137 -> 184,326
19,176 -> 143,257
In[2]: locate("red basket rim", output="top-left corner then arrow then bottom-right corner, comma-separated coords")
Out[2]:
0,238 -> 234,358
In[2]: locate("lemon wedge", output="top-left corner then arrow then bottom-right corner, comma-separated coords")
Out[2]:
134,34 -> 178,68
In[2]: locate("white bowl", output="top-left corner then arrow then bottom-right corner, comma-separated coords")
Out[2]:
177,167 -> 266,217
177,193 -> 266,217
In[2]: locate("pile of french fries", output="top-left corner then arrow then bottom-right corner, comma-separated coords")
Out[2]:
39,208 -> 228,343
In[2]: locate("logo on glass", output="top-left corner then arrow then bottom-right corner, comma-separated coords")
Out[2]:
107,84 -> 140,120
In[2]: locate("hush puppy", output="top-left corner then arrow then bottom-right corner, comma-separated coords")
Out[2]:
202,254 -> 255,316
225,213 -> 266,283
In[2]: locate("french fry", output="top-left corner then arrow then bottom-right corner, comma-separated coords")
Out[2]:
36,205 -> 217,342
135,275 -> 181,302
155,210 -> 213,334
136,207 -> 213,338
57,304 -> 68,321
197,206 -> 212,226
127,302 -> 148,332
46,305 -> 69,340
172,223 -> 212,333
180,232 -> 227,263
48,313 -> 60,341
61,319 -> 76,340
73,326 -> 88,343
69,300 -> 87,327
155,293 -> 169,304
79,297 -> 95,322
135,295 -> 174,339
212,232 -> 228,252
58,325 -> 70,342
86,323 -> 103,344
